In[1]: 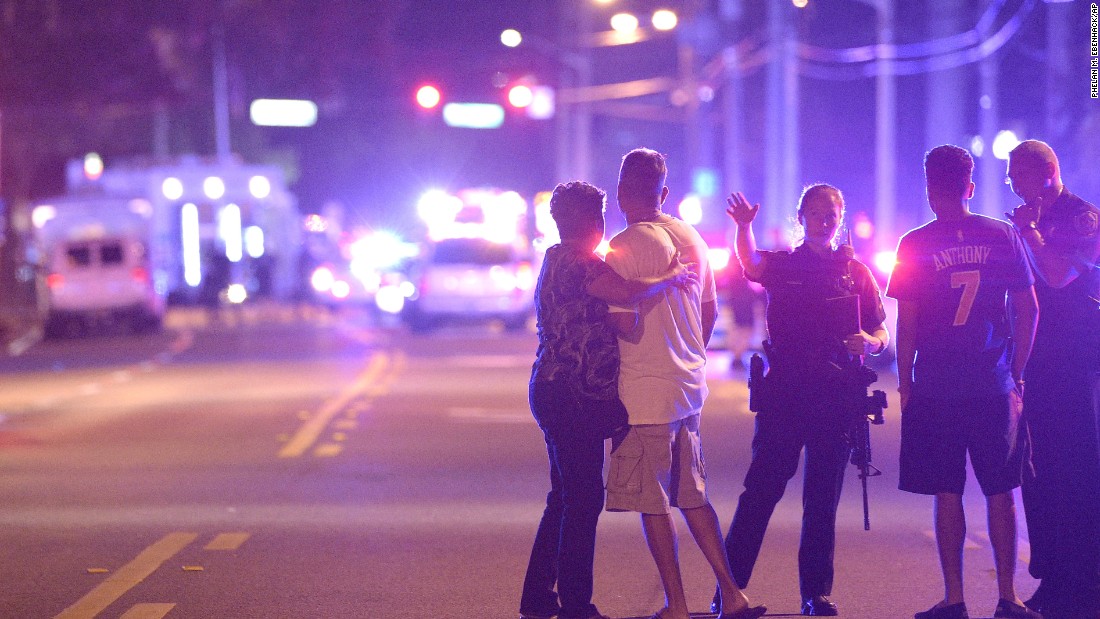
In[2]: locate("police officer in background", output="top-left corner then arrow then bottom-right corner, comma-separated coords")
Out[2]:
1005,140 -> 1100,619
717,185 -> 889,616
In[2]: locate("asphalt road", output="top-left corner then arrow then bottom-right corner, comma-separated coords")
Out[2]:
0,306 -> 1040,619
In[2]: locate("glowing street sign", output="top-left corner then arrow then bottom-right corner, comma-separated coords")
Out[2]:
249,99 -> 318,127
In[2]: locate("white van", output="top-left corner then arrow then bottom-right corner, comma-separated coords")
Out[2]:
33,196 -> 166,336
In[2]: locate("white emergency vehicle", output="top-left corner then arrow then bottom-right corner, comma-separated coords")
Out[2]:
35,155 -> 301,309
32,193 -> 165,335
401,188 -> 536,331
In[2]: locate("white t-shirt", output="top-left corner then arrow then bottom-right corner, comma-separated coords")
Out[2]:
605,217 -> 717,425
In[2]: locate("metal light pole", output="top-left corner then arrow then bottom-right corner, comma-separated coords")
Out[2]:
873,0 -> 896,246
212,0 -> 232,161
764,0 -> 799,241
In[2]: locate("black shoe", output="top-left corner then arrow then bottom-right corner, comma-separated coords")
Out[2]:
1023,587 -> 1044,614
914,602 -> 969,619
802,595 -> 839,616
994,599 -> 1042,619
711,586 -> 722,614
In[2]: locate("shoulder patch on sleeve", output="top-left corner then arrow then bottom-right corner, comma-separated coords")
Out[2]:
1075,209 -> 1099,238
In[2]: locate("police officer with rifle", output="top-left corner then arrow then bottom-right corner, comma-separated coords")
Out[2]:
716,187 -> 890,617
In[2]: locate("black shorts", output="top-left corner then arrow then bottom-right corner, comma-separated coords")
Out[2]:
899,391 -> 1028,496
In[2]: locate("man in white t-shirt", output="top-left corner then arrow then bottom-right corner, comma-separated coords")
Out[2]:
604,149 -> 766,619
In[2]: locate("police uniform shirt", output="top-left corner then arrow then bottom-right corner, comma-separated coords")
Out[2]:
754,244 -> 886,371
886,214 -> 1034,399
1028,189 -> 1100,372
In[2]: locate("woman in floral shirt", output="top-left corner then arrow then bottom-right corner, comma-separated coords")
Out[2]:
520,181 -> 695,619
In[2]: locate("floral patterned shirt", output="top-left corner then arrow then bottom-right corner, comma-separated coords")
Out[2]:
530,243 -> 620,401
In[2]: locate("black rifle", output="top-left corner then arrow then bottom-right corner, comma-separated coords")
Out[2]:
840,358 -> 887,530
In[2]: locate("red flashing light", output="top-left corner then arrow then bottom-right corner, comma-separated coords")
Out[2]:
507,84 -> 534,109
415,85 -> 442,109
47,273 -> 64,288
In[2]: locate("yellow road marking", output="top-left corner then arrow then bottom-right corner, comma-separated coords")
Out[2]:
181,566 -> 204,571
205,532 -> 250,551
120,603 -> 176,619
279,352 -> 389,458
54,532 -> 196,619
314,443 -> 343,457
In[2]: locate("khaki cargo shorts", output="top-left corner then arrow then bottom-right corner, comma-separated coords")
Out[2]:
605,413 -> 709,515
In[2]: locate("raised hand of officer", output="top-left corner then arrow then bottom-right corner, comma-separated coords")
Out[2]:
1005,195 -> 1043,230
726,192 -> 761,226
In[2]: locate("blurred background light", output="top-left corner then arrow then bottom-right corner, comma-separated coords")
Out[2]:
610,13 -> 639,33
415,85 -> 442,109
249,99 -> 318,127
203,176 -> 226,200
500,29 -> 522,47
162,177 -> 184,201
249,175 -> 271,199
991,130 -> 1021,160
651,10 -> 678,31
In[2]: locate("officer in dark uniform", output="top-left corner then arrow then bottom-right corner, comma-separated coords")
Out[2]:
717,186 -> 889,616
1006,140 -> 1100,619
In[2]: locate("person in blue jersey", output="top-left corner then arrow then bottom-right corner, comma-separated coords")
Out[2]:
520,181 -> 697,619
1005,140 -> 1100,619
718,183 -> 889,617
888,145 -> 1039,619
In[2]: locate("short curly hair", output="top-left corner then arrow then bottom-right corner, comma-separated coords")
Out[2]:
924,144 -> 973,199
550,181 -> 606,240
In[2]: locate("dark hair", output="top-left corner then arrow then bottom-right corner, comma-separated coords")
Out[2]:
617,148 -> 667,202
797,183 -> 845,220
550,181 -> 605,240
924,145 -> 973,199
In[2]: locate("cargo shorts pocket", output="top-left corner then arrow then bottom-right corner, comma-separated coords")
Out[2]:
609,434 -> 645,494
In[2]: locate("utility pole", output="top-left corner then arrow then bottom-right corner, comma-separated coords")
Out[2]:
212,0 -> 231,161
764,0 -> 798,243
873,0 -> 896,247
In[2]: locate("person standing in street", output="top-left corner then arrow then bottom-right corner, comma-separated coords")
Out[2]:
719,183 -> 889,617
603,148 -> 766,619
1005,139 -> 1100,619
889,145 -> 1039,619
520,181 -> 697,619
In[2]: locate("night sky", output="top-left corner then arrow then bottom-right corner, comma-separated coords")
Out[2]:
1,0 -> 1096,244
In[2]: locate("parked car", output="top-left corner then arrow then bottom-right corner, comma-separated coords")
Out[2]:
403,237 -> 535,332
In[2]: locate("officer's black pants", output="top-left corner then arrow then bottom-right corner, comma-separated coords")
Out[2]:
722,406 -> 848,599
1021,368 -> 1100,617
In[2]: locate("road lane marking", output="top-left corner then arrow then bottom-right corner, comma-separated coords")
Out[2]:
204,532 -> 250,551
314,443 -> 343,457
119,603 -> 176,619
54,532 -> 197,619
278,352 -> 389,458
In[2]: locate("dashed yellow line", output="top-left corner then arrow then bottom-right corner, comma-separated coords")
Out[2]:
54,532 -> 197,619
119,603 -> 176,619
204,532 -> 250,551
278,352 -> 390,458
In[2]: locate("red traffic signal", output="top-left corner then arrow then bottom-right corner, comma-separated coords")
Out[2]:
415,85 -> 442,109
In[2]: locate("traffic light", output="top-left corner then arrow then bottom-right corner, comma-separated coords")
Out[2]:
507,84 -> 534,109
415,84 -> 442,110
504,80 -> 554,120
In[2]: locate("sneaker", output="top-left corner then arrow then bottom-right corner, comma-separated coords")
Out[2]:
915,602 -> 969,619
993,599 -> 1042,619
